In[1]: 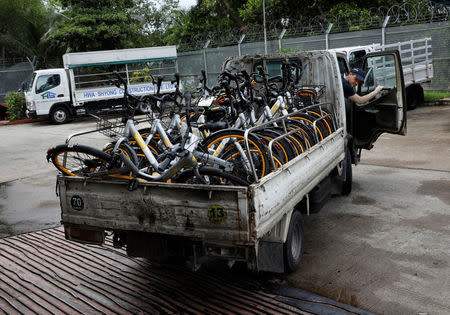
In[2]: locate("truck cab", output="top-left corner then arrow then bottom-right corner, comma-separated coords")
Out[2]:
25,69 -> 72,123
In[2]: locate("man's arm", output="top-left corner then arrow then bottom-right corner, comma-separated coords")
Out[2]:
349,85 -> 384,105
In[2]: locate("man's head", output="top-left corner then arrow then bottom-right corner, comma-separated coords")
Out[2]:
346,68 -> 366,87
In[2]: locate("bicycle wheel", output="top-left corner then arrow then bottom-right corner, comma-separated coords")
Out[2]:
290,113 -> 328,142
286,119 -> 315,148
255,128 -> 297,164
103,142 -> 139,176
180,109 -> 204,123
47,144 -> 112,177
201,129 -> 270,182
174,166 -> 250,186
306,109 -> 335,135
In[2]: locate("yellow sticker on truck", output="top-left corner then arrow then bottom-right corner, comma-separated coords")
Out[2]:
208,206 -> 227,224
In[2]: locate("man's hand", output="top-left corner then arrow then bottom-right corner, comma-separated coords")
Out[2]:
375,85 -> 384,93
350,85 -> 385,105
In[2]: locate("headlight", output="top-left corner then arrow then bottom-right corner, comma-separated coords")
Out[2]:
26,101 -> 35,111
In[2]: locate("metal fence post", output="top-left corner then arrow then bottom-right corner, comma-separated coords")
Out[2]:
425,38 -> 430,79
278,29 -> 287,50
382,16 -> 390,46
325,23 -> 333,50
410,40 -> 415,82
203,39 -> 211,77
263,0 -> 267,54
238,34 -> 246,56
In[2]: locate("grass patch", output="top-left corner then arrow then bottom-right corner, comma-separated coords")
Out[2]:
424,91 -> 450,102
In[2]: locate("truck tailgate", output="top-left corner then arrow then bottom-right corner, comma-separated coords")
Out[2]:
59,178 -> 251,243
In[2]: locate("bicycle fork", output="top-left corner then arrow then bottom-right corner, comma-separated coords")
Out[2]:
212,137 -> 253,175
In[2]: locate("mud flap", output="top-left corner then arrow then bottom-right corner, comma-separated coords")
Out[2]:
257,241 -> 284,273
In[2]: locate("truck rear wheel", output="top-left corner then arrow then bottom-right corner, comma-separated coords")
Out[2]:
50,106 -> 70,124
341,146 -> 352,196
284,211 -> 304,273
406,84 -> 424,110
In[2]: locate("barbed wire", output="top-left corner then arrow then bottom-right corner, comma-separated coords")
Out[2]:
177,1 -> 449,52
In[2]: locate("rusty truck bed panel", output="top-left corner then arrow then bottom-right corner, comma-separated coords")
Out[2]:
59,178 -> 251,243
0,227 -> 373,315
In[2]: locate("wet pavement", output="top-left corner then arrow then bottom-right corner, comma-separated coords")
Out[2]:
0,174 -> 60,238
0,117 -> 106,238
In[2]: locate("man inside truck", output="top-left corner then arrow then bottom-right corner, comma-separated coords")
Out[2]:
342,68 -> 384,104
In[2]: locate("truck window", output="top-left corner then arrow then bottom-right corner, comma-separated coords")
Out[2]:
360,54 -> 396,95
253,60 -> 302,81
26,72 -> 37,92
36,74 -> 60,94
337,56 -> 349,77
349,50 -> 367,69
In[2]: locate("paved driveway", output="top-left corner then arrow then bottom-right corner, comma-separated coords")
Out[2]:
287,106 -> 450,314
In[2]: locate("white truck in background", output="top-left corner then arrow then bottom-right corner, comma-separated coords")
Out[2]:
25,46 -> 178,124
57,49 -> 408,273
331,37 -> 433,110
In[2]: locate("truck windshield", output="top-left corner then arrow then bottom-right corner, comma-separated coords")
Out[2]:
35,74 -> 61,94
26,72 -> 37,92
253,60 -> 302,81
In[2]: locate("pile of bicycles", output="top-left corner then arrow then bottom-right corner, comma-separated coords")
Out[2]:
47,63 -> 337,187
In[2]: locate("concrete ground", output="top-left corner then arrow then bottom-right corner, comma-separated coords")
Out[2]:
286,106 -> 450,314
0,107 -> 449,314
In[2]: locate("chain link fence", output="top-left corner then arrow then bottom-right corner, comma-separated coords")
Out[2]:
0,59 -> 33,104
179,21 -> 450,92
176,1 -> 449,52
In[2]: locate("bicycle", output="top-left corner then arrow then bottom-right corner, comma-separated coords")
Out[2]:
47,72 -> 266,185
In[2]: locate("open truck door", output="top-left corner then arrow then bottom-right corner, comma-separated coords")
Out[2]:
352,51 -> 407,151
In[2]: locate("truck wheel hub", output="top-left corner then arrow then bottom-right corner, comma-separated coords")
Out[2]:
54,109 -> 66,122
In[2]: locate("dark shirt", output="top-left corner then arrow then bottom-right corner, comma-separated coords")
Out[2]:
341,77 -> 355,98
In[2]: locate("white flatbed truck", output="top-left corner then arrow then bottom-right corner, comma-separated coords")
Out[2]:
57,49 -> 407,273
25,46 -> 178,124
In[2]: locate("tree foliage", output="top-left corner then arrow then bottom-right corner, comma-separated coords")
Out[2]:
48,0 -> 141,52
0,0 -> 59,67
133,0 -> 181,46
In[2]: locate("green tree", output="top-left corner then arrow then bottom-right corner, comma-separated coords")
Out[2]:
48,0 -> 141,52
160,0 -> 246,47
134,0 -> 181,46
0,0 -> 59,67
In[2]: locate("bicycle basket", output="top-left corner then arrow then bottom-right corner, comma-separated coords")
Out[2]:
91,111 -> 125,139
295,85 -> 326,105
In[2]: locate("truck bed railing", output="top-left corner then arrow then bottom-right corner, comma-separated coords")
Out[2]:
377,37 -> 433,82
244,102 -> 338,182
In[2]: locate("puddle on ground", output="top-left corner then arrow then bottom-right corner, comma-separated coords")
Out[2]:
352,195 -> 376,206
0,179 -> 60,238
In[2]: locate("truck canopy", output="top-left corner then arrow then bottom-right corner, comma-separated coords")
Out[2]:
62,46 -> 177,69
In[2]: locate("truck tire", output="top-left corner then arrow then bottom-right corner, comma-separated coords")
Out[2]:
406,84 -> 424,111
284,211 -> 304,273
137,102 -> 152,114
341,146 -> 352,196
50,106 -> 70,124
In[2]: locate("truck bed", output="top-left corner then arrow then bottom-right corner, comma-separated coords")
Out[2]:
59,128 -> 345,245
